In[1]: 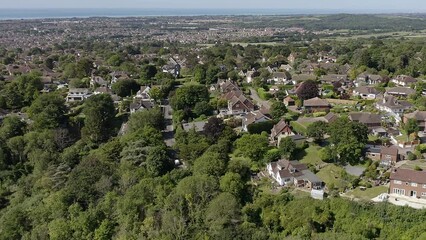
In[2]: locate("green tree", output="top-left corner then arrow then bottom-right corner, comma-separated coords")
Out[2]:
193,151 -> 227,177
170,84 -> 209,111
328,118 -> 368,165
235,134 -> 269,162
82,94 -> 116,143
127,107 -> 165,132
111,79 -> 139,97
279,137 -> 297,158
140,65 -> 157,82
28,93 -> 67,130
193,101 -> 213,117
193,65 -> 207,83
205,193 -> 241,239
306,121 -> 328,143
0,116 -> 26,141
270,101 -> 288,120
220,172 -> 245,200
403,118 -> 419,139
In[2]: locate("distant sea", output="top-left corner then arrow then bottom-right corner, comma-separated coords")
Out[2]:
0,8 -> 419,20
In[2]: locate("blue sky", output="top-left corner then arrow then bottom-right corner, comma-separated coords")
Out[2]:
0,0 -> 425,11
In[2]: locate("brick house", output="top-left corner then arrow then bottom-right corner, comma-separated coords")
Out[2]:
380,145 -> 399,167
390,168 -> 426,199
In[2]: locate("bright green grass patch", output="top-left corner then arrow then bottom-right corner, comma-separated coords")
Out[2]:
346,186 -> 388,200
297,144 -> 324,166
317,164 -> 355,190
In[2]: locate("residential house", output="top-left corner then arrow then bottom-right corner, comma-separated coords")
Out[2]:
303,97 -> 331,113
227,94 -> 255,116
267,159 -> 324,189
162,57 -> 182,77
375,96 -> 413,122
386,87 -> 416,98
129,100 -> 154,114
284,96 -> 296,106
349,112 -> 382,129
391,75 -> 417,87
280,64 -> 293,72
270,119 -> 295,146
390,167 -> 426,199
94,87 -> 112,95
66,88 -> 92,102
352,86 -> 380,100
245,70 -> 257,83
242,111 -> 271,132
365,145 -> 382,161
181,121 -> 207,133
268,72 -> 292,85
90,76 -> 108,88
380,145 -> 399,167
291,74 -> 316,82
6,64 -> 31,76
287,53 -> 297,64
220,80 -> 240,93
403,111 -> 426,131
110,71 -> 130,84
135,86 -> 151,100
355,73 -> 383,86
319,74 -> 347,85
317,55 -> 337,63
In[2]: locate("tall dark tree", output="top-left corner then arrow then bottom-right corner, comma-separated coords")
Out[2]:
203,117 -> 225,142
296,80 -> 319,100
82,94 -> 116,143
111,79 -> 140,97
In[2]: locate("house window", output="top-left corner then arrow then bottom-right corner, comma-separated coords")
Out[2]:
393,180 -> 402,185
393,188 -> 405,195
423,184 -> 426,189
411,183 -> 417,187
422,192 -> 426,197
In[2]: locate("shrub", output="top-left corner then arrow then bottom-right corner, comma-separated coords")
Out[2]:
313,111 -> 327,117
407,152 -> 417,160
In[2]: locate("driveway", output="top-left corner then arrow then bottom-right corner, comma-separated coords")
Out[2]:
249,88 -> 270,108
161,99 -> 175,147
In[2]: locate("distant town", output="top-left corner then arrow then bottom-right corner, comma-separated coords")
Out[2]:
0,13 -> 426,239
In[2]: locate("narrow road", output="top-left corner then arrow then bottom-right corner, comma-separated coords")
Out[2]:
249,88 -> 271,108
161,99 -> 175,147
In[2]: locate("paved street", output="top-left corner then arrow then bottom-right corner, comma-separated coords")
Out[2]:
161,100 -> 175,147
249,88 -> 271,108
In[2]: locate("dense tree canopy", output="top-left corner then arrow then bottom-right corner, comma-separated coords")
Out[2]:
296,80 -> 319,100
81,94 -> 116,144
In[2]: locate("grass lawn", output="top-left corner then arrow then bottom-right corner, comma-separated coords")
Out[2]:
368,135 -> 379,142
317,164 -> 354,188
395,133 -> 416,142
345,186 -> 388,200
296,144 -> 324,166
290,121 -> 310,135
